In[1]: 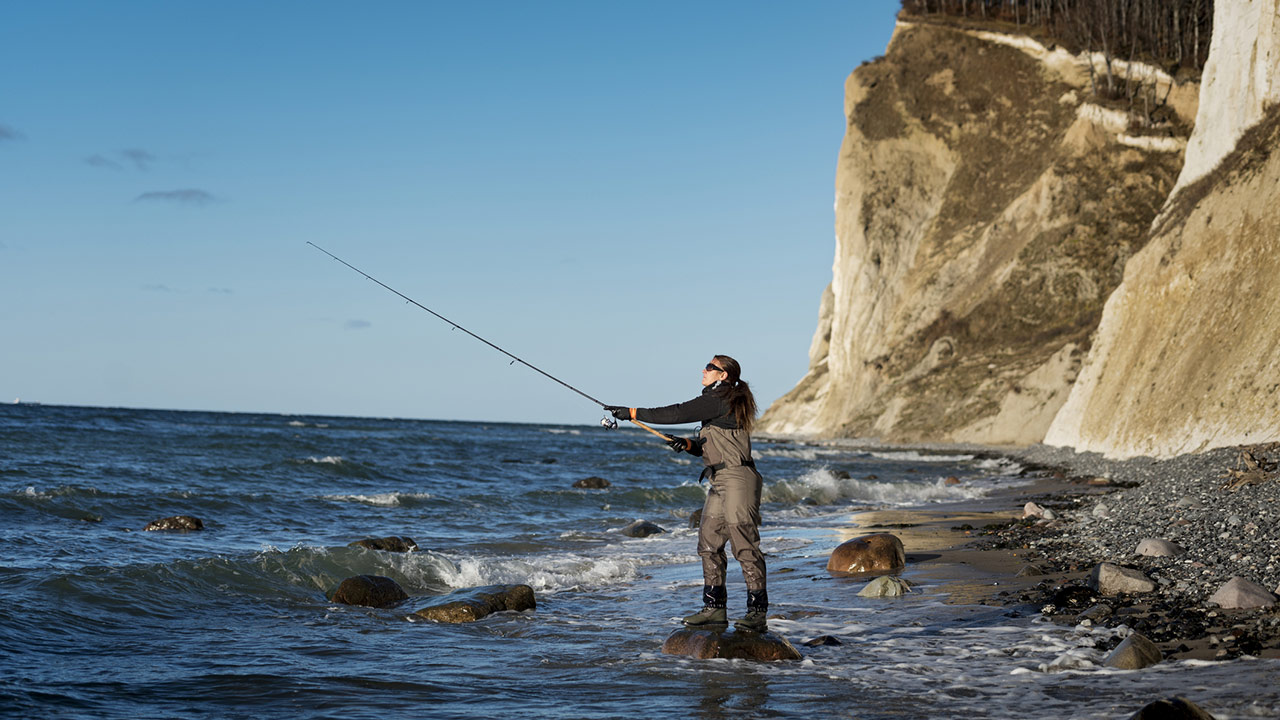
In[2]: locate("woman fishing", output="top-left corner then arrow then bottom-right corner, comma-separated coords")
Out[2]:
606,355 -> 767,632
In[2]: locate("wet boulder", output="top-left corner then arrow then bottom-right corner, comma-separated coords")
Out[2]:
858,576 -> 913,598
349,536 -> 418,552
621,520 -> 666,538
662,627 -> 802,661
413,584 -> 536,623
826,533 -> 905,576
144,515 -> 203,531
1127,696 -> 1217,720
329,575 -> 409,609
688,508 -> 703,529
1105,632 -> 1163,670
1090,562 -> 1156,595
573,476 -> 611,489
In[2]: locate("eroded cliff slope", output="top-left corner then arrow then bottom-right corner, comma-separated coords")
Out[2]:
761,19 -> 1191,444
1045,0 -> 1280,458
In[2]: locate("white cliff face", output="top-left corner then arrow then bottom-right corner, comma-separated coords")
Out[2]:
1174,0 -> 1280,192
1045,0 -> 1280,458
761,20 -> 1187,443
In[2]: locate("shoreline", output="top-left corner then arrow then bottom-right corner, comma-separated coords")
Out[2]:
777,438 -> 1280,662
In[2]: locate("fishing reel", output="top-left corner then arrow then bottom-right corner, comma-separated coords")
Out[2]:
600,414 -> 618,430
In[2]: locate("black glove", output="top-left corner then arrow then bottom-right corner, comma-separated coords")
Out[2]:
604,405 -> 630,420
664,434 -> 688,453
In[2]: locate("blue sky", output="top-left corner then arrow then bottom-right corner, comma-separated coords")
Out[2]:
1,1 -> 900,425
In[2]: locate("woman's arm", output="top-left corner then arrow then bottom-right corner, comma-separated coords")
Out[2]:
633,393 -> 726,425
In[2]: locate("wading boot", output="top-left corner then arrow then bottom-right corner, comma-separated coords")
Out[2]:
682,585 -> 727,627
734,588 -> 768,633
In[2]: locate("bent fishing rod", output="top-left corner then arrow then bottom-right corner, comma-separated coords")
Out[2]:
306,242 -> 674,441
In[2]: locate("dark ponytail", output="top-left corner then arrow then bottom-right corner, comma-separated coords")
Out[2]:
713,354 -> 757,433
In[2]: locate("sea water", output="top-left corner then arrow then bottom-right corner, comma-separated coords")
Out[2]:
2,404 -> 1276,719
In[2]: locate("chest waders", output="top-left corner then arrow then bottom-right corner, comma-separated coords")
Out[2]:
685,424 -> 768,631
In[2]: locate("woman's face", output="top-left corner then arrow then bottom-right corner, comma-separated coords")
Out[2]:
702,359 -> 727,387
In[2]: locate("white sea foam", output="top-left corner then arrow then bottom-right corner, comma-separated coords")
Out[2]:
322,491 -> 431,506
868,451 -> 975,463
765,467 -> 986,506
288,421 -> 307,427
542,428 -> 582,435
302,456 -> 345,465
757,446 -> 846,460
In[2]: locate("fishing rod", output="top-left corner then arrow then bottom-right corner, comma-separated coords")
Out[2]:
306,242 -> 675,441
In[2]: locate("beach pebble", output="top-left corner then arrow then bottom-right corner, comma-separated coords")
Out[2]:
620,520 -> 666,538
413,584 -> 535,623
1207,576 -> 1277,609
349,536 -> 418,552
1135,538 -> 1186,558
826,533 -> 905,576
329,575 -> 408,609
1090,563 -> 1156,595
1091,503 -> 1111,519
803,635 -> 842,647
143,515 -> 203,531
1126,696 -> 1217,720
1023,502 -> 1056,520
1104,632 -> 1162,669
1015,564 -> 1046,577
858,576 -> 913,597
573,476 -> 611,489
1174,496 -> 1202,509
662,627 -> 802,661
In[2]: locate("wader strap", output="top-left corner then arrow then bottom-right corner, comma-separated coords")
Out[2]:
698,459 -> 755,483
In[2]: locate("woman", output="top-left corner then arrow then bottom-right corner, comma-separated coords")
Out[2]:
606,355 -> 768,632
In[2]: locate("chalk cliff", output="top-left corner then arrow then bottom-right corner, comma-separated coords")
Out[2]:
1045,0 -> 1280,458
761,18 -> 1192,444
767,0 -> 1280,459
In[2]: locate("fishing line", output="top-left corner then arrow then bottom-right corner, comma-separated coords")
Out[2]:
307,242 -> 614,412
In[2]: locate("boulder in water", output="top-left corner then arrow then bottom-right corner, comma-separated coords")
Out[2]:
1127,696 -> 1217,720
858,576 -> 913,597
349,536 -> 418,552
144,515 -> 203,531
826,533 -> 905,576
1105,632 -> 1163,669
573,476 -> 611,489
329,575 -> 409,609
662,627 -> 802,661
621,519 -> 665,538
413,584 -> 536,623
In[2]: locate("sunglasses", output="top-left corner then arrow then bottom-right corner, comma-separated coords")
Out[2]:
704,363 -> 726,373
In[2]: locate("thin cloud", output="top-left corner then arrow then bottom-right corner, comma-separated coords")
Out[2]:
88,148 -> 156,171
0,124 -> 24,142
142,283 -> 177,293
85,154 -> 123,170
134,189 -> 216,206
121,148 -> 155,170
345,319 -> 372,330
207,287 -> 234,295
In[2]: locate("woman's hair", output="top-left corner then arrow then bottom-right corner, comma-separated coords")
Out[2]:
712,354 -> 757,433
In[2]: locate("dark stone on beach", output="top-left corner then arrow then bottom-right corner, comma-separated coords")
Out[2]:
413,584 -> 535,623
662,627 -> 802,661
803,635 -> 843,647
144,515 -> 203,531
1127,696 -> 1217,720
1050,584 -> 1096,610
833,469 -> 851,479
349,536 -> 418,552
689,508 -> 703,529
826,533 -> 905,576
621,520 -> 666,538
1105,632 -> 1163,669
573,476 -> 611,489
330,575 -> 408,609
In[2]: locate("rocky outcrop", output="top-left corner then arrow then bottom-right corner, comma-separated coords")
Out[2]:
144,515 -> 203,531
661,627 -> 802,661
412,584 -> 536,623
761,19 -> 1189,444
349,536 -> 418,552
620,520 -> 665,538
329,575 -> 409,609
827,533 -> 905,576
